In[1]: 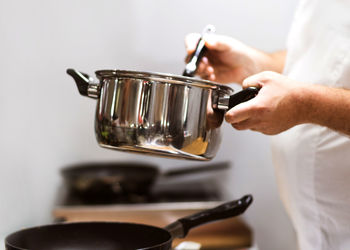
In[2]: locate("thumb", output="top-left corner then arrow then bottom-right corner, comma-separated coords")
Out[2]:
242,72 -> 266,89
203,34 -> 233,52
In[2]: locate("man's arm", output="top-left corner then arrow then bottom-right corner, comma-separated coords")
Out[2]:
250,49 -> 286,74
296,84 -> 350,135
185,33 -> 287,83
225,71 -> 350,136
267,50 -> 287,74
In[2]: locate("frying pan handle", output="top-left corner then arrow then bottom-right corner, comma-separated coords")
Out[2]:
215,87 -> 260,110
165,194 -> 253,238
67,68 -> 100,99
183,25 -> 216,77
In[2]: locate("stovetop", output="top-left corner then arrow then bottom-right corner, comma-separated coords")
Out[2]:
56,179 -> 223,206
52,165 -> 253,250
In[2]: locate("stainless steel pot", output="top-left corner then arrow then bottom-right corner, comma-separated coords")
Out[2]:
67,69 -> 258,161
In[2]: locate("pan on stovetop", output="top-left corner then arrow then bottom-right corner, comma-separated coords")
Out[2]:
61,161 -> 230,204
5,195 -> 253,250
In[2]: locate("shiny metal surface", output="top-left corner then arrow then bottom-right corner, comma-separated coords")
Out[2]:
87,83 -> 100,98
70,69 -> 233,161
216,96 -> 230,110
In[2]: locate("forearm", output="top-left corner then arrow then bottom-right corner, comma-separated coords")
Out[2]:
251,50 -> 287,75
295,84 -> 350,135
268,50 -> 287,73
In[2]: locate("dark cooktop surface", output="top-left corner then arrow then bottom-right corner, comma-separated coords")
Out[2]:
57,179 -> 223,206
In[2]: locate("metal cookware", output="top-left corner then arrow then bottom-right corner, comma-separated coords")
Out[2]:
67,25 -> 259,160
61,161 -> 230,204
67,68 -> 258,161
5,195 -> 253,250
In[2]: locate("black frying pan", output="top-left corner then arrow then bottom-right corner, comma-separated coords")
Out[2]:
61,161 -> 229,203
5,195 -> 252,250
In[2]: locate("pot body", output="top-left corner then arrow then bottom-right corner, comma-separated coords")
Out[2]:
93,70 -> 232,160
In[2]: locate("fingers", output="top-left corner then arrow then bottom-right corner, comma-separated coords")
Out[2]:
226,103 -> 259,132
185,33 -> 212,79
186,33 -> 232,53
197,57 -> 209,72
231,118 -> 256,131
242,71 -> 279,88
225,100 -> 258,124
184,33 -> 234,80
196,57 -> 215,79
203,34 -> 233,52
242,74 -> 264,89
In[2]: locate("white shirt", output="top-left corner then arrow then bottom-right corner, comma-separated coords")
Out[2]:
271,0 -> 350,249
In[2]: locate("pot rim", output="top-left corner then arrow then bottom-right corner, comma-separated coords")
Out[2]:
95,69 -> 233,93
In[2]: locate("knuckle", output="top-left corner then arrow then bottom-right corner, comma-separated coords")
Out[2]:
232,123 -> 245,130
224,114 -> 233,123
259,71 -> 277,82
253,103 -> 270,115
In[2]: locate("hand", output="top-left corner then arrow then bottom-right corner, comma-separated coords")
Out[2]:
225,71 -> 304,135
185,33 -> 280,84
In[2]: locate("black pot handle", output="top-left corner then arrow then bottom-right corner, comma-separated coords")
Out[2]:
67,68 -> 100,99
165,194 -> 253,239
215,87 -> 260,110
228,87 -> 260,109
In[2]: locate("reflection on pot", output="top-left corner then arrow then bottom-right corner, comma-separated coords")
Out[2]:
67,69 -> 258,160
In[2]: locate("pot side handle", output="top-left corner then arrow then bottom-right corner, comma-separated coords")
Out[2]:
165,194 -> 253,239
66,68 -> 100,99
215,87 -> 260,110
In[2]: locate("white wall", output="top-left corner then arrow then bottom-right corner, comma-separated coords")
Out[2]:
0,1 -> 298,249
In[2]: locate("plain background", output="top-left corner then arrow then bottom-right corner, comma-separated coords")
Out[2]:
0,1 -> 299,249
